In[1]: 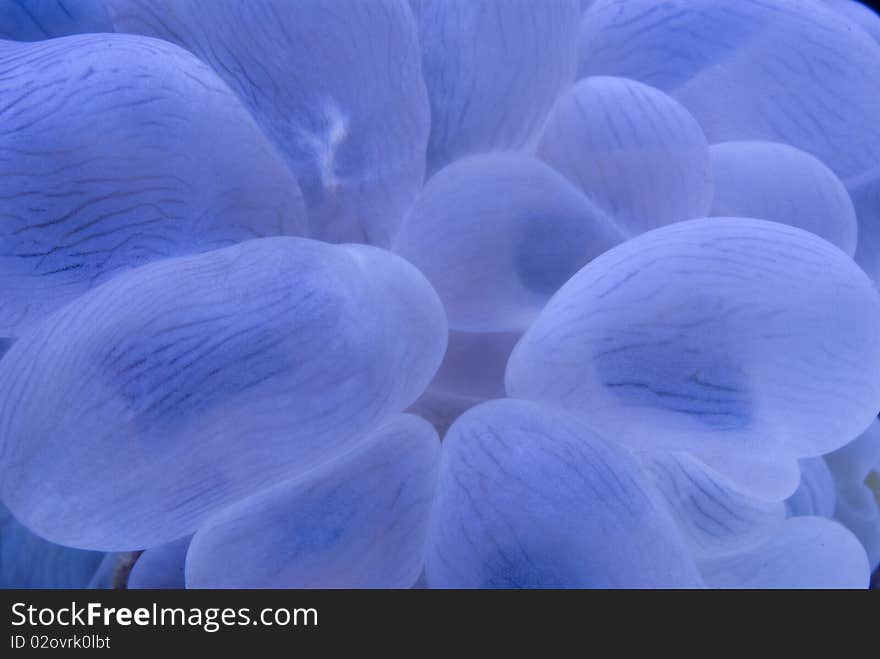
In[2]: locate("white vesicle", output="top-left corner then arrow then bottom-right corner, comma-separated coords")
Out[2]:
187,415 -> 440,589
537,76 -> 713,236
507,218 -> 880,477
0,238 -> 447,550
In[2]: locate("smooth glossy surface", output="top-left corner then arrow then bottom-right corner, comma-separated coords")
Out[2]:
700,517 -> 870,588
0,238 -> 446,550
417,0 -> 580,174
577,0 -> 880,280
507,218 -> 880,469
709,141 -> 857,256
637,451 -> 785,559
689,450 -> 801,503
538,76 -> 712,236
0,34 -> 306,338
109,0 -> 429,246
395,153 -> 622,333
187,415 -> 440,589
0,504 -> 103,588
0,0 -> 113,40
426,399 -> 704,588
824,0 -> 880,43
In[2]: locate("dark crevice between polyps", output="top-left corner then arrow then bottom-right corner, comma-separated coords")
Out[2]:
111,552 -> 142,590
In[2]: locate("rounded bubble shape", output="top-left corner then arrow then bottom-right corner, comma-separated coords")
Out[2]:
578,0 -> 880,181
108,0 -> 429,246
689,450 -> 801,503
0,34 -> 306,338
1,504 -> 104,588
0,237 -> 447,550
394,153 -> 623,333
187,414 -> 440,589
506,218 -> 880,467
426,399 -> 704,588
823,0 -> 880,43
537,76 -> 712,236
577,0 -> 880,278
637,451 -> 785,560
0,0 -> 113,40
127,537 -> 190,590
699,517 -> 870,589
785,458 -> 836,519
416,0 -> 581,174
709,142 -> 858,256
825,420 -> 880,568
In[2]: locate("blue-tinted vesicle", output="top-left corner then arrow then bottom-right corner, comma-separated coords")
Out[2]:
394,153 -> 623,334
0,34 -> 307,338
824,0 -> 880,43
187,415 -> 439,588
699,517 -> 870,589
0,0 -> 877,592
637,451 -> 785,559
688,451 -> 802,503
0,503 -> 104,588
709,141 -> 858,256
108,0 -> 429,246
0,0 -> 113,40
507,218 -> 880,472
426,399 -> 704,588
394,153 -> 622,420
0,238 -> 447,550
416,0 -> 581,174
578,0 -> 880,281
538,76 -> 713,236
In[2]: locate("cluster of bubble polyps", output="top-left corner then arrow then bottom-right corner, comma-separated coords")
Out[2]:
1,0 -> 879,590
